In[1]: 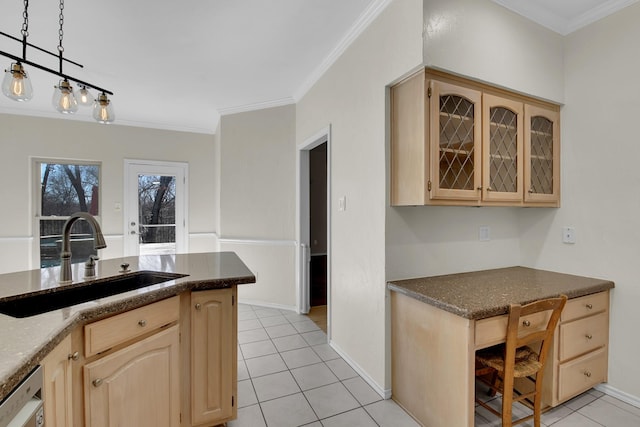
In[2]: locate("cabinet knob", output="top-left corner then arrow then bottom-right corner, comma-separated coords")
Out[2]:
585,334 -> 593,340
68,351 -> 79,361
586,303 -> 593,310
528,189 -> 535,194
522,320 -> 531,327
195,303 -> 202,310
486,187 -> 493,192
584,371 -> 592,378
138,320 -> 147,327
92,378 -> 103,387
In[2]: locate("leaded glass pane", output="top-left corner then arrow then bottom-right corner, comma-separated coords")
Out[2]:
530,116 -> 554,195
439,95 -> 475,190
489,107 -> 518,193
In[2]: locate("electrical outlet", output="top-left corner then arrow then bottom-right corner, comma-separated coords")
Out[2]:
479,226 -> 490,241
562,227 -> 576,244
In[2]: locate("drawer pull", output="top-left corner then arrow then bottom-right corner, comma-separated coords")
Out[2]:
522,320 -> 531,327
195,303 -> 202,310
93,378 -> 103,387
586,303 -> 593,309
584,371 -> 592,378
586,334 -> 593,340
68,351 -> 79,361
138,320 -> 147,327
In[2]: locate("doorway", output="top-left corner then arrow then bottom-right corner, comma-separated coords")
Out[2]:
297,127 -> 330,336
124,160 -> 188,256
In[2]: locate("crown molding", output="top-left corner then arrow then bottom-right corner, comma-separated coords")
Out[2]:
493,0 -> 639,35
293,0 -> 393,101
218,97 -> 296,117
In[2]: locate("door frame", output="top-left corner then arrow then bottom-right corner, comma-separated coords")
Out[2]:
296,125 -> 331,335
123,159 -> 189,256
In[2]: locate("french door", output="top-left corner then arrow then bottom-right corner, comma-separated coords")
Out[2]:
124,160 -> 188,256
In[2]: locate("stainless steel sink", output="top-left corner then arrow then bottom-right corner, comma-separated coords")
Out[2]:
0,271 -> 187,318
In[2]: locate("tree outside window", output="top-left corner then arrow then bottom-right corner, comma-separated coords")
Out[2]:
38,162 -> 100,267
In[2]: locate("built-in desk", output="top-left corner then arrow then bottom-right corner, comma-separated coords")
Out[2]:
388,267 -> 614,427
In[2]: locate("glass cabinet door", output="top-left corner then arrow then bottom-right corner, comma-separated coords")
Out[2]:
524,105 -> 560,204
482,94 -> 523,202
429,80 -> 482,201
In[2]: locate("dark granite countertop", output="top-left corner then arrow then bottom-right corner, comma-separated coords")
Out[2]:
0,251 -> 255,402
388,266 -> 614,320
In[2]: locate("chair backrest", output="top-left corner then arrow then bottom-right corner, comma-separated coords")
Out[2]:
505,295 -> 567,371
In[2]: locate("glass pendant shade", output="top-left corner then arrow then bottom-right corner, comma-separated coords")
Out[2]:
78,86 -> 94,106
93,92 -> 115,124
2,62 -> 33,101
52,80 -> 78,114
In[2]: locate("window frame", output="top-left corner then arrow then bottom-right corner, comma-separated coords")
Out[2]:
32,157 -> 103,269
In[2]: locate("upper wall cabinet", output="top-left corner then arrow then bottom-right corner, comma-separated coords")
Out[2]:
390,68 -> 560,207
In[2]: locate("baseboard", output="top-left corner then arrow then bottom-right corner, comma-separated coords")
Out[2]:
237,298 -> 297,313
328,340 -> 392,400
596,383 -> 640,409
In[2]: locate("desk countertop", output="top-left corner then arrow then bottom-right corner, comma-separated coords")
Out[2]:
0,251 -> 255,401
387,266 -> 614,320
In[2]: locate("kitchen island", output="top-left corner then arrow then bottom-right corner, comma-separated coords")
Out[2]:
388,267 -> 614,427
0,251 -> 255,426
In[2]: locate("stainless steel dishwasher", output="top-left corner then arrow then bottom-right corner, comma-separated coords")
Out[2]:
0,366 -> 44,427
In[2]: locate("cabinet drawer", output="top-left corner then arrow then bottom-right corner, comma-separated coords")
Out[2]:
562,292 -> 608,322
558,347 -> 607,402
475,310 -> 550,349
84,296 -> 179,357
559,312 -> 608,361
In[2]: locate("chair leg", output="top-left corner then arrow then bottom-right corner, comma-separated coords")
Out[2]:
501,375 -> 514,427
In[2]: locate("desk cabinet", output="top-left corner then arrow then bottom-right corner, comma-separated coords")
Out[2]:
544,291 -> 610,405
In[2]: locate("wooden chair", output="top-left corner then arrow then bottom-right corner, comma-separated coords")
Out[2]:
475,295 -> 567,427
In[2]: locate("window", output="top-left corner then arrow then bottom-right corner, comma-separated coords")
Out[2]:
36,161 -> 101,268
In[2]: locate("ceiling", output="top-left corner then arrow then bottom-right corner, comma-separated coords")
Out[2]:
0,0 -> 637,134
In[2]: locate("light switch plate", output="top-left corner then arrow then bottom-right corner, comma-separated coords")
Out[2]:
338,196 -> 346,212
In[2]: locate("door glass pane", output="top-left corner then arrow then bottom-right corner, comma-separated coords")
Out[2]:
138,175 -> 176,255
489,106 -> 518,193
530,116 -> 554,195
439,95 -> 476,190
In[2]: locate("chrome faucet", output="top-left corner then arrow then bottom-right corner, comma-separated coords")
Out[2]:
59,212 -> 107,284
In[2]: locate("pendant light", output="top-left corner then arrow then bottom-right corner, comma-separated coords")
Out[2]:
77,85 -> 94,106
0,0 -> 115,123
93,92 -> 115,124
2,62 -> 33,101
52,79 -> 78,113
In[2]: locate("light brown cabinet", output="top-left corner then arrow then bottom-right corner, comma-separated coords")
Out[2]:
190,288 -> 236,426
83,325 -> 180,427
42,334 -> 74,427
43,288 -> 237,427
543,291 -> 610,406
82,297 -> 181,427
390,68 -> 560,207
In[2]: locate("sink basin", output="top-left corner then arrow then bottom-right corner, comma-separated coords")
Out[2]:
0,271 -> 188,318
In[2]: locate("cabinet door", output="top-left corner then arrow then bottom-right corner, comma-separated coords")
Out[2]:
42,335 -> 73,427
83,325 -> 180,427
524,104 -> 560,204
428,80 -> 482,201
482,94 -> 524,202
191,288 -> 236,426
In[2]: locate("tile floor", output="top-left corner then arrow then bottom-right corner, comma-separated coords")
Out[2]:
230,303 -> 640,427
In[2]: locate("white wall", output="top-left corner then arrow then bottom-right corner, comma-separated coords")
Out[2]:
218,105 -> 297,308
296,0 -> 423,393
520,2 -> 640,402
423,0 -> 564,103
0,114 -> 217,273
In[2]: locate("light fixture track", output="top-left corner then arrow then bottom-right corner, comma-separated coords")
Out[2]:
0,48 -> 113,96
